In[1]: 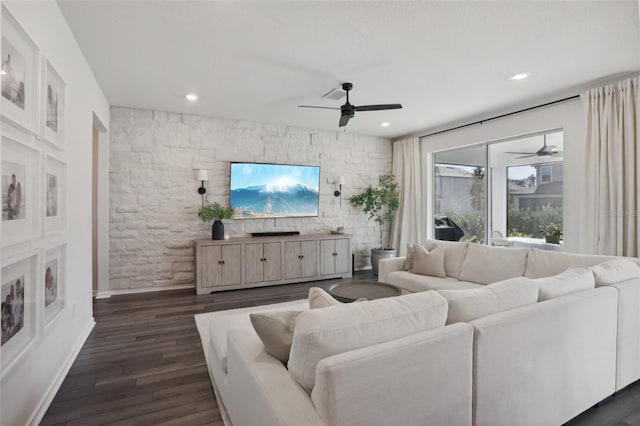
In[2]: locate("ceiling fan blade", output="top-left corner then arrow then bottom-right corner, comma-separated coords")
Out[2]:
516,154 -> 539,159
338,115 -> 351,127
354,104 -> 402,112
298,105 -> 340,110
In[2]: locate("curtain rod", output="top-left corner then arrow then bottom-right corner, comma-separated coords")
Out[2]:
420,95 -> 580,139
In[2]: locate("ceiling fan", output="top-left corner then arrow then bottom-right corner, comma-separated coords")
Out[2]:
299,82 -> 402,127
505,135 -> 562,159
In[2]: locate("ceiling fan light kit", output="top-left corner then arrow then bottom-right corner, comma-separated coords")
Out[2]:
299,82 -> 402,128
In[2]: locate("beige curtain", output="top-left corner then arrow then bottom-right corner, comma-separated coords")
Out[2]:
391,137 -> 422,255
582,77 -> 640,256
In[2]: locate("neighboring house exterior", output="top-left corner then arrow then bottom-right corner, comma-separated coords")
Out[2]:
510,163 -> 563,210
434,165 -> 477,215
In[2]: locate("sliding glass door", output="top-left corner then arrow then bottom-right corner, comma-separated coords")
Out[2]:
433,144 -> 487,243
433,130 -> 563,246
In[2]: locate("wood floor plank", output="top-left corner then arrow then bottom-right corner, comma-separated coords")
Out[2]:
41,272 -> 640,425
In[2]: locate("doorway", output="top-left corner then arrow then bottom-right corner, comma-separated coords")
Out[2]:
92,114 -> 109,298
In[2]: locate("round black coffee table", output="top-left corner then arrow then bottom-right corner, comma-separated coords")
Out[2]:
328,281 -> 403,303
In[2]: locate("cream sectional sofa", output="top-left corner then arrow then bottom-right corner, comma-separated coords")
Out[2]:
195,242 -> 640,426
380,239 -> 640,392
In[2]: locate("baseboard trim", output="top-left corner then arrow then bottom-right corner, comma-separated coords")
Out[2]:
354,266 -> 373,272
108,284 -> 193,296
28,319 -> 96,426
95,290 -> 112,299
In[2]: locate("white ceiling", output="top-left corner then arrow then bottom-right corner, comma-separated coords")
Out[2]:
57,1 -> 640,139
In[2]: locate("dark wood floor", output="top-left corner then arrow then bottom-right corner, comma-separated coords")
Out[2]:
42,272 -> 640,426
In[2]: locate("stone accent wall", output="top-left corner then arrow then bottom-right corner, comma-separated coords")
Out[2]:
109,107 -> 392,291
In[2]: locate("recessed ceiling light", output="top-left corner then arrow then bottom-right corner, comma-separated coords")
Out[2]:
380,122 -> 390,127
0,70 -> 6,75
185,93 -> 198,101
509,73 -> 528,81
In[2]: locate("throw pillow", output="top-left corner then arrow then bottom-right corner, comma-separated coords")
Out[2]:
535,267 -> 595,301
458,243 -> 528,285
589,259 -> 640,286
288,290 -> 448,391
410,245 -> 446,277
250,310 -> 303,364
309,287 -> 341,309
402,243 -> 416,271
424,239 -> 468,279
437,277 -> 538,324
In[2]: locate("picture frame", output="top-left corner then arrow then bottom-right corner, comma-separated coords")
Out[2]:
44,155 -> 66,235
1,5 -> 40,135
40,58 -> 66,149
1,132 -> 41,247
1,251 -> 38,376
43,243 -> 65,326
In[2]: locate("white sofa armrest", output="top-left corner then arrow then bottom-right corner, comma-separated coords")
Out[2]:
226,329 -> 325,426
471,287 -> 618,426
311,323 -> 473,426
378,256 -> 405,283
608,277 -> 640,390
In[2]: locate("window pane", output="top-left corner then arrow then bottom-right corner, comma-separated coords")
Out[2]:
434,145 -> 487,243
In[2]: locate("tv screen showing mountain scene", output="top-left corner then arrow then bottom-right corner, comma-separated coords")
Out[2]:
229,163 -> 320,219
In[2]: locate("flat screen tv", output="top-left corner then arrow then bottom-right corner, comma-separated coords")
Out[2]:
229,162 -> 320,219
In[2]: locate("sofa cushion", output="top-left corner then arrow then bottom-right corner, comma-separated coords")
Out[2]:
524,249 -> 613,279
535,267 -> 595,301
309,287 -> 341,309
250,310 -> 302,364
437,277 -> 538,325
387,271 -> 483,293
459,244 -> 528,284
590,259 -> 640,286
410,245 -> 446,277
287,291 -> 448,391
204,300 -> 308,373
424,239 -> 468,279
402,243 -> 415,271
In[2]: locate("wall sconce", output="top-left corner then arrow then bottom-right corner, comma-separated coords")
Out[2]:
334,176 -> 345,207
196,169 -> 209,207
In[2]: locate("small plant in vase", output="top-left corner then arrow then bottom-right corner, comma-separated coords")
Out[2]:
540,224 -> 563,244
350,173 -> 400,274
199,202 -> 234,240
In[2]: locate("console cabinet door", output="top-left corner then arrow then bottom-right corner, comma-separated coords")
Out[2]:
320,240 -> 336,275
284,241 -> 301,280
334,238 -> 350,274
220,244 -> 242,286
284,240 -> 317,279
300,240 -> 317,277
263,242 -> 282,282
201,245 -> 222,288
320,239 -> 350,276
245,243 -> 264,284
246,242 -> 282,283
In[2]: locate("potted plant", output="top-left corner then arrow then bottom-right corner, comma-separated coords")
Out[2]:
199,202 -> 234,240
540,224 -> 563,244
350,173 -> 400,275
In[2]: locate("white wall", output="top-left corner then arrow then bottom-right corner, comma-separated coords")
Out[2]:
420,99 -> 586,252
109,107 -> 391,292
0,1 -> 109,424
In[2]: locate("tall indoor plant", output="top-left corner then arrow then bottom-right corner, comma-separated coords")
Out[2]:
199,202 -> 234,240
350,173 -> 400,275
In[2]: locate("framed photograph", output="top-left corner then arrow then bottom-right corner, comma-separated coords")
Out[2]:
1,5 -> 40,134
1,251 -> 38,375
41,59 -> 66,149
1,133 -> 40,247
44,155 -> 66,234
43,243 -> 65,325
